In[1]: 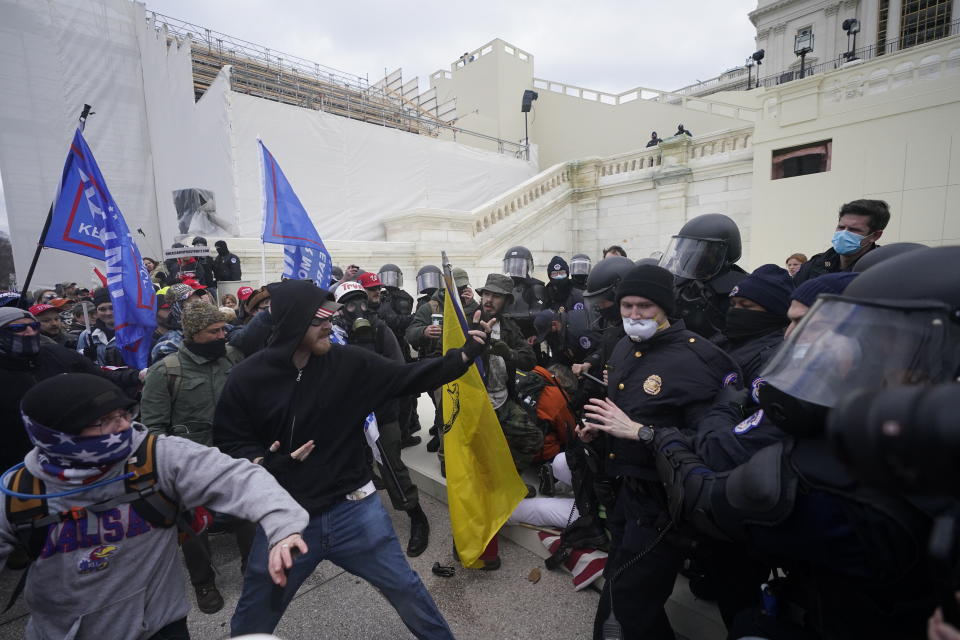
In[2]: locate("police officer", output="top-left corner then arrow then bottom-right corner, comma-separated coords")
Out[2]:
715,264 -> 793,389
332,281 -> 431,557
649,246 -> 960,639
570,253 -> 592,290
659,213 -> 747,339
376,264 -> 421,446
577,263 -> 736,640
414,265 -> 443,311
544,256 -> 585,313
502,246 -> 546,338
574,256 -> 636,384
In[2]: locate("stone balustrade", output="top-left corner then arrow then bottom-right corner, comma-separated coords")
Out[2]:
472,163 -> 572,234
531,77 -> 760,122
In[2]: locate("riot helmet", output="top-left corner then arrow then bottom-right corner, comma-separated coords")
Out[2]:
759,245 -> 960,436
503,246 -> 534,279
852,242 -> 929,272
378,263 -> 403,290
416,265 -> 442,295
659,213 -> 742,281
582,256 -> 635,327
570,254 -> 592,284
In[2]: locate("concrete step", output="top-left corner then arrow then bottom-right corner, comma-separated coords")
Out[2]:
401,397 -> 727,640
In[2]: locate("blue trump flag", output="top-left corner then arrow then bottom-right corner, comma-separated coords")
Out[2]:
47,129 -> 156,369
259,140 -> 333,287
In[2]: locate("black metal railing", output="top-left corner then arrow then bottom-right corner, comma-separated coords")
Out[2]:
754,16 -> 959,89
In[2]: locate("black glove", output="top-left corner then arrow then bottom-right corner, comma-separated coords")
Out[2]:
713,384 -> 752,418
489,340 -> 512,360
260,451 -> 299,474
461,333 -> 486,361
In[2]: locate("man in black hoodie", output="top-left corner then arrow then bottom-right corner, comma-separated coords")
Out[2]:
215,279 -> 488,638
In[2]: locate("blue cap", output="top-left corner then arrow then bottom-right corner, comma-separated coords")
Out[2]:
791,272 -> 858,307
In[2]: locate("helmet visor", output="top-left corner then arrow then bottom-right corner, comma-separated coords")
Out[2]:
379,270 -> 402,289
583,287 -> 618,329
416,271 -> 440,294
659,236 -> 727,280
761,296 -> 960,409
503,257 -> 532,279
570,258 -> 591,277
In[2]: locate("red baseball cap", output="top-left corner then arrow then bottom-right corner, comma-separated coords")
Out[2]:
29,304 -> 58,317
358,272 -> 382,289
237,286 -> 255,301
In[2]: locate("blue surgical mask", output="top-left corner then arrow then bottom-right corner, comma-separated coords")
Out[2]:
831,229 -> 869,256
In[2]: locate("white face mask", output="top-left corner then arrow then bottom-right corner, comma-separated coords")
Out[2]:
623,317 -> 659,342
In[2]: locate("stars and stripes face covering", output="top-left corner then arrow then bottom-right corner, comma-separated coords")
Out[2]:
21,413 -> 136,484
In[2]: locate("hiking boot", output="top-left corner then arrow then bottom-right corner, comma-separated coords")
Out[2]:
401,435 -> 422,448
538,464 -> 556,497
480,556 -> 501,571
426,435 -> 441,452
406,505 -> 430,557
194,581 -> 224,614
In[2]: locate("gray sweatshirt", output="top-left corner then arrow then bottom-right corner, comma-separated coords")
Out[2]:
0,425 -> 309,640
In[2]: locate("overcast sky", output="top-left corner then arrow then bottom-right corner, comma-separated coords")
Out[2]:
146,0 -> 760,93
0,1 -> 760,235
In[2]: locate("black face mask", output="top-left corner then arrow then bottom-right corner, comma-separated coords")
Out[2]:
187,338 -> 227,360
547,279 -> 573,299
724,308 -> 788,340
216,246 -> 228,256
0,330 -> 41,359
599,303 -> 621,324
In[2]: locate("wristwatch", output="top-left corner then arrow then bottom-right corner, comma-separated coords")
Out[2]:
637,424 -> 655,444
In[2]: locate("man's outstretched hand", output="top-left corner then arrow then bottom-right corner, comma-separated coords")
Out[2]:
269,533 -> 308,587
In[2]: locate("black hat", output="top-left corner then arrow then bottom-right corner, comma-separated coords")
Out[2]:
192,236 -> 208,246
547,256 -> 569,280
615,264 -> 676,315
729,264 -> 794,316
92,287 -> 111,307
22,373 -> 137,434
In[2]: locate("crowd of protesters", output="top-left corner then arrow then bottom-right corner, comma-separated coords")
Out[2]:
1,198 -> 958,640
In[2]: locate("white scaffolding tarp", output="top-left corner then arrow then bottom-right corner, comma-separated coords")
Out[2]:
0,0 -> 536,287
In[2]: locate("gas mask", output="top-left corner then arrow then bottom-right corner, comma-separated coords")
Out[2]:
340,298 -> 373,341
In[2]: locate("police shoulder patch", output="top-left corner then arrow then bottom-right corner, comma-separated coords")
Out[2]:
573,302 -> 584,310
751,377 -> 765,403
722,372 -> 739,387
579,335 -> 592,349
733,410 -> 764,435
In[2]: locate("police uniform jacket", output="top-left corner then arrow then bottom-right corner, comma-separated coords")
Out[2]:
714,328 -> 784,388
606,320 -> 736,479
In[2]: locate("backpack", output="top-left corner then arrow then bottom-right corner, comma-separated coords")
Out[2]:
3,433 -> 193,610
5,434 -> 184,562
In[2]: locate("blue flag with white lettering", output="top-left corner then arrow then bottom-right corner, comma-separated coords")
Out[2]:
259,140 -> 333,288
47,130 -> 156,369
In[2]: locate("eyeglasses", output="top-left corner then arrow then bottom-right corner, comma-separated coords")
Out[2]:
88,408 -> 138,430
310,317 -> 331,327
96,305 -> 113,313
4,322 -> 41,333
41,294 -> 56,301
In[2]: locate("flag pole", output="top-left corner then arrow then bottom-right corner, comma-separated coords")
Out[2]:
260,242 -> 267,286
19,104 -> 94,305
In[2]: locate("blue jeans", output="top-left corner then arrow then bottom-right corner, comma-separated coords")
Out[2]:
231,494 -> 454,639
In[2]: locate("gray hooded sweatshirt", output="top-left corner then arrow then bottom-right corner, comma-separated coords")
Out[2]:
0,425 -> 309,640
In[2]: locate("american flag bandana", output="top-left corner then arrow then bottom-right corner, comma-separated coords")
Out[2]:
21,412 -> 136,484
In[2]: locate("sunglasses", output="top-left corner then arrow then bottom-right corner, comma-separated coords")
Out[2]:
4,322 -> 41,333
310,317 -> 331,327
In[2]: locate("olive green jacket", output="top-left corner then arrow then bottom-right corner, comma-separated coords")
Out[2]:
140,342 -> 244,444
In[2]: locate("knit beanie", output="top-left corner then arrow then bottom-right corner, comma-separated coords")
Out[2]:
92,288 -> 111,307
182,303 -> 226,341
792,272 -> 859,307
728,264 -> 794,316
615,264 -> 676,315
0,307 -> 33,328
165,283 -> 194,306
547,256 -> 569,280
22,373 -> 137,435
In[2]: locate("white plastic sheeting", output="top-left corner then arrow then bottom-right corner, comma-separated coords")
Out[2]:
0,0 -> 537,287
0,0 -> 163,287
231,92 -> 536,241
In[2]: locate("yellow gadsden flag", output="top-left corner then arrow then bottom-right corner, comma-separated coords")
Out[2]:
441,267 -> 527,569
